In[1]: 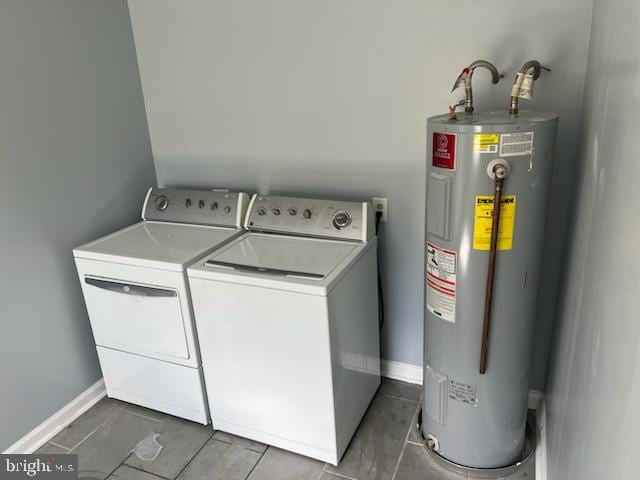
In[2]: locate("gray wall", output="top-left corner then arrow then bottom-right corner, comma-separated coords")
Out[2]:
0,1 -> 155,450
545,0 -> 640,478
127,0 -> 592,390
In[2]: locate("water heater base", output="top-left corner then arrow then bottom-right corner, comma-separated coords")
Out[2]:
416,409 -> 536,478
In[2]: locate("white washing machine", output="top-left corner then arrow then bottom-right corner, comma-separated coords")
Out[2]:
74,187 -> 249,424
188,194 -> 381,464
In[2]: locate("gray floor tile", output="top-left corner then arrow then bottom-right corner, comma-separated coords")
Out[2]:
51,398 -> 126,450
176,439 -> 261,480
317,473 -> 345,480
247,447 -> 324,480
326,392 -> 416,480
51,379 -> 533,480
72,410 -> 162,480
407,398 -> 424,444
108,465 -> 166,480
213,431 -> 267,454
122,404 -> 168,424
35,443 -> 70,454
125,416 -> 213,479
378,378 -> 422,402
395,443 -> 467,480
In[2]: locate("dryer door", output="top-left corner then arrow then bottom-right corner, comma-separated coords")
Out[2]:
75,258 -> 193,364
82,276 -> 189,360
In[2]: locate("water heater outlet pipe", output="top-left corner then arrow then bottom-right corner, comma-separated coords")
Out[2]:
509,60 -> 550,115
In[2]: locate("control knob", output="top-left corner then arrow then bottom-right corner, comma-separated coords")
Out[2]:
303,208 -> 312,219
257,207 -> 267,216
224,206 -> 231,213
154,195 -> 169,211
185,198 -> 192,208
288,207 -> 298,216
332,210 -> 352,229
211,201 -> 218,210
273,208 -> 281,216
198,200 -> 205,209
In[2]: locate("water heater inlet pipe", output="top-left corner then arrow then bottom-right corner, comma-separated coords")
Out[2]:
479,162 -> 510,374
451,60 -> 503,114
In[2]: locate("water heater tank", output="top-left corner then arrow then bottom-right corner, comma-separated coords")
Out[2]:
422,110 -> 558,468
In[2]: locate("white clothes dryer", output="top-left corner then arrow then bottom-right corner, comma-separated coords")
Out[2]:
188,194 -> 380,463
74,187 -> 249,424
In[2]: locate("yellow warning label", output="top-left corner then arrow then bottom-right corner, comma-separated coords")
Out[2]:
474,133 -> 499,153
475,134 -> 499,144
473,195 -> 516,250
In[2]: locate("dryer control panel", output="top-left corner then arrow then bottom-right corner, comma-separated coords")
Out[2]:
245,195 -> 374,242
142,187 -> 250,228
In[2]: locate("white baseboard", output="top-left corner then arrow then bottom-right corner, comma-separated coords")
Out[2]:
528,388 -> 544,411
3,379 -> 107,454
535,396 -> 547,480
381,360 -> 547,479
380,359 -> 423,384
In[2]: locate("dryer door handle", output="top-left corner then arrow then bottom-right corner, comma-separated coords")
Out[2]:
84,277 -> 177,297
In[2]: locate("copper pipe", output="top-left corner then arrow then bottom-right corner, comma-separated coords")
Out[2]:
479,169 -> 506,374
449,99 -> 465,120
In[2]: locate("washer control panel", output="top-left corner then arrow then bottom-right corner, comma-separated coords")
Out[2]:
245,195 -> 374,242
142,187 -> 250,227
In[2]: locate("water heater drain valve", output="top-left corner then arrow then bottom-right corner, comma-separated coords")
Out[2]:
426,434 -> 440,452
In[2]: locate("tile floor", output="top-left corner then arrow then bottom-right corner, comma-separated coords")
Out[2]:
37,379 -> 534,480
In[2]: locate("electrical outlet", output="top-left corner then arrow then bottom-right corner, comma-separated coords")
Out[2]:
372,197 -> 388,222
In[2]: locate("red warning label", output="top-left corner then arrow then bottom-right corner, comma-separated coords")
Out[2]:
432,133 -> 456,170
426,242 -> 457,323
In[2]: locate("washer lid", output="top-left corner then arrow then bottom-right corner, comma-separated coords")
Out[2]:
74,221 -> 242,271
205,233 -> 357,278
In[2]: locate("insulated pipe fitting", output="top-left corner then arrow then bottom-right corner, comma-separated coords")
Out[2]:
451,60 -> 503,114
510,60 -> 551,115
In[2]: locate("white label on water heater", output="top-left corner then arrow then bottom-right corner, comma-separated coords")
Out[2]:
500,131 -> 534,157
449,379 -> 478,406
426,243 -> 456,323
